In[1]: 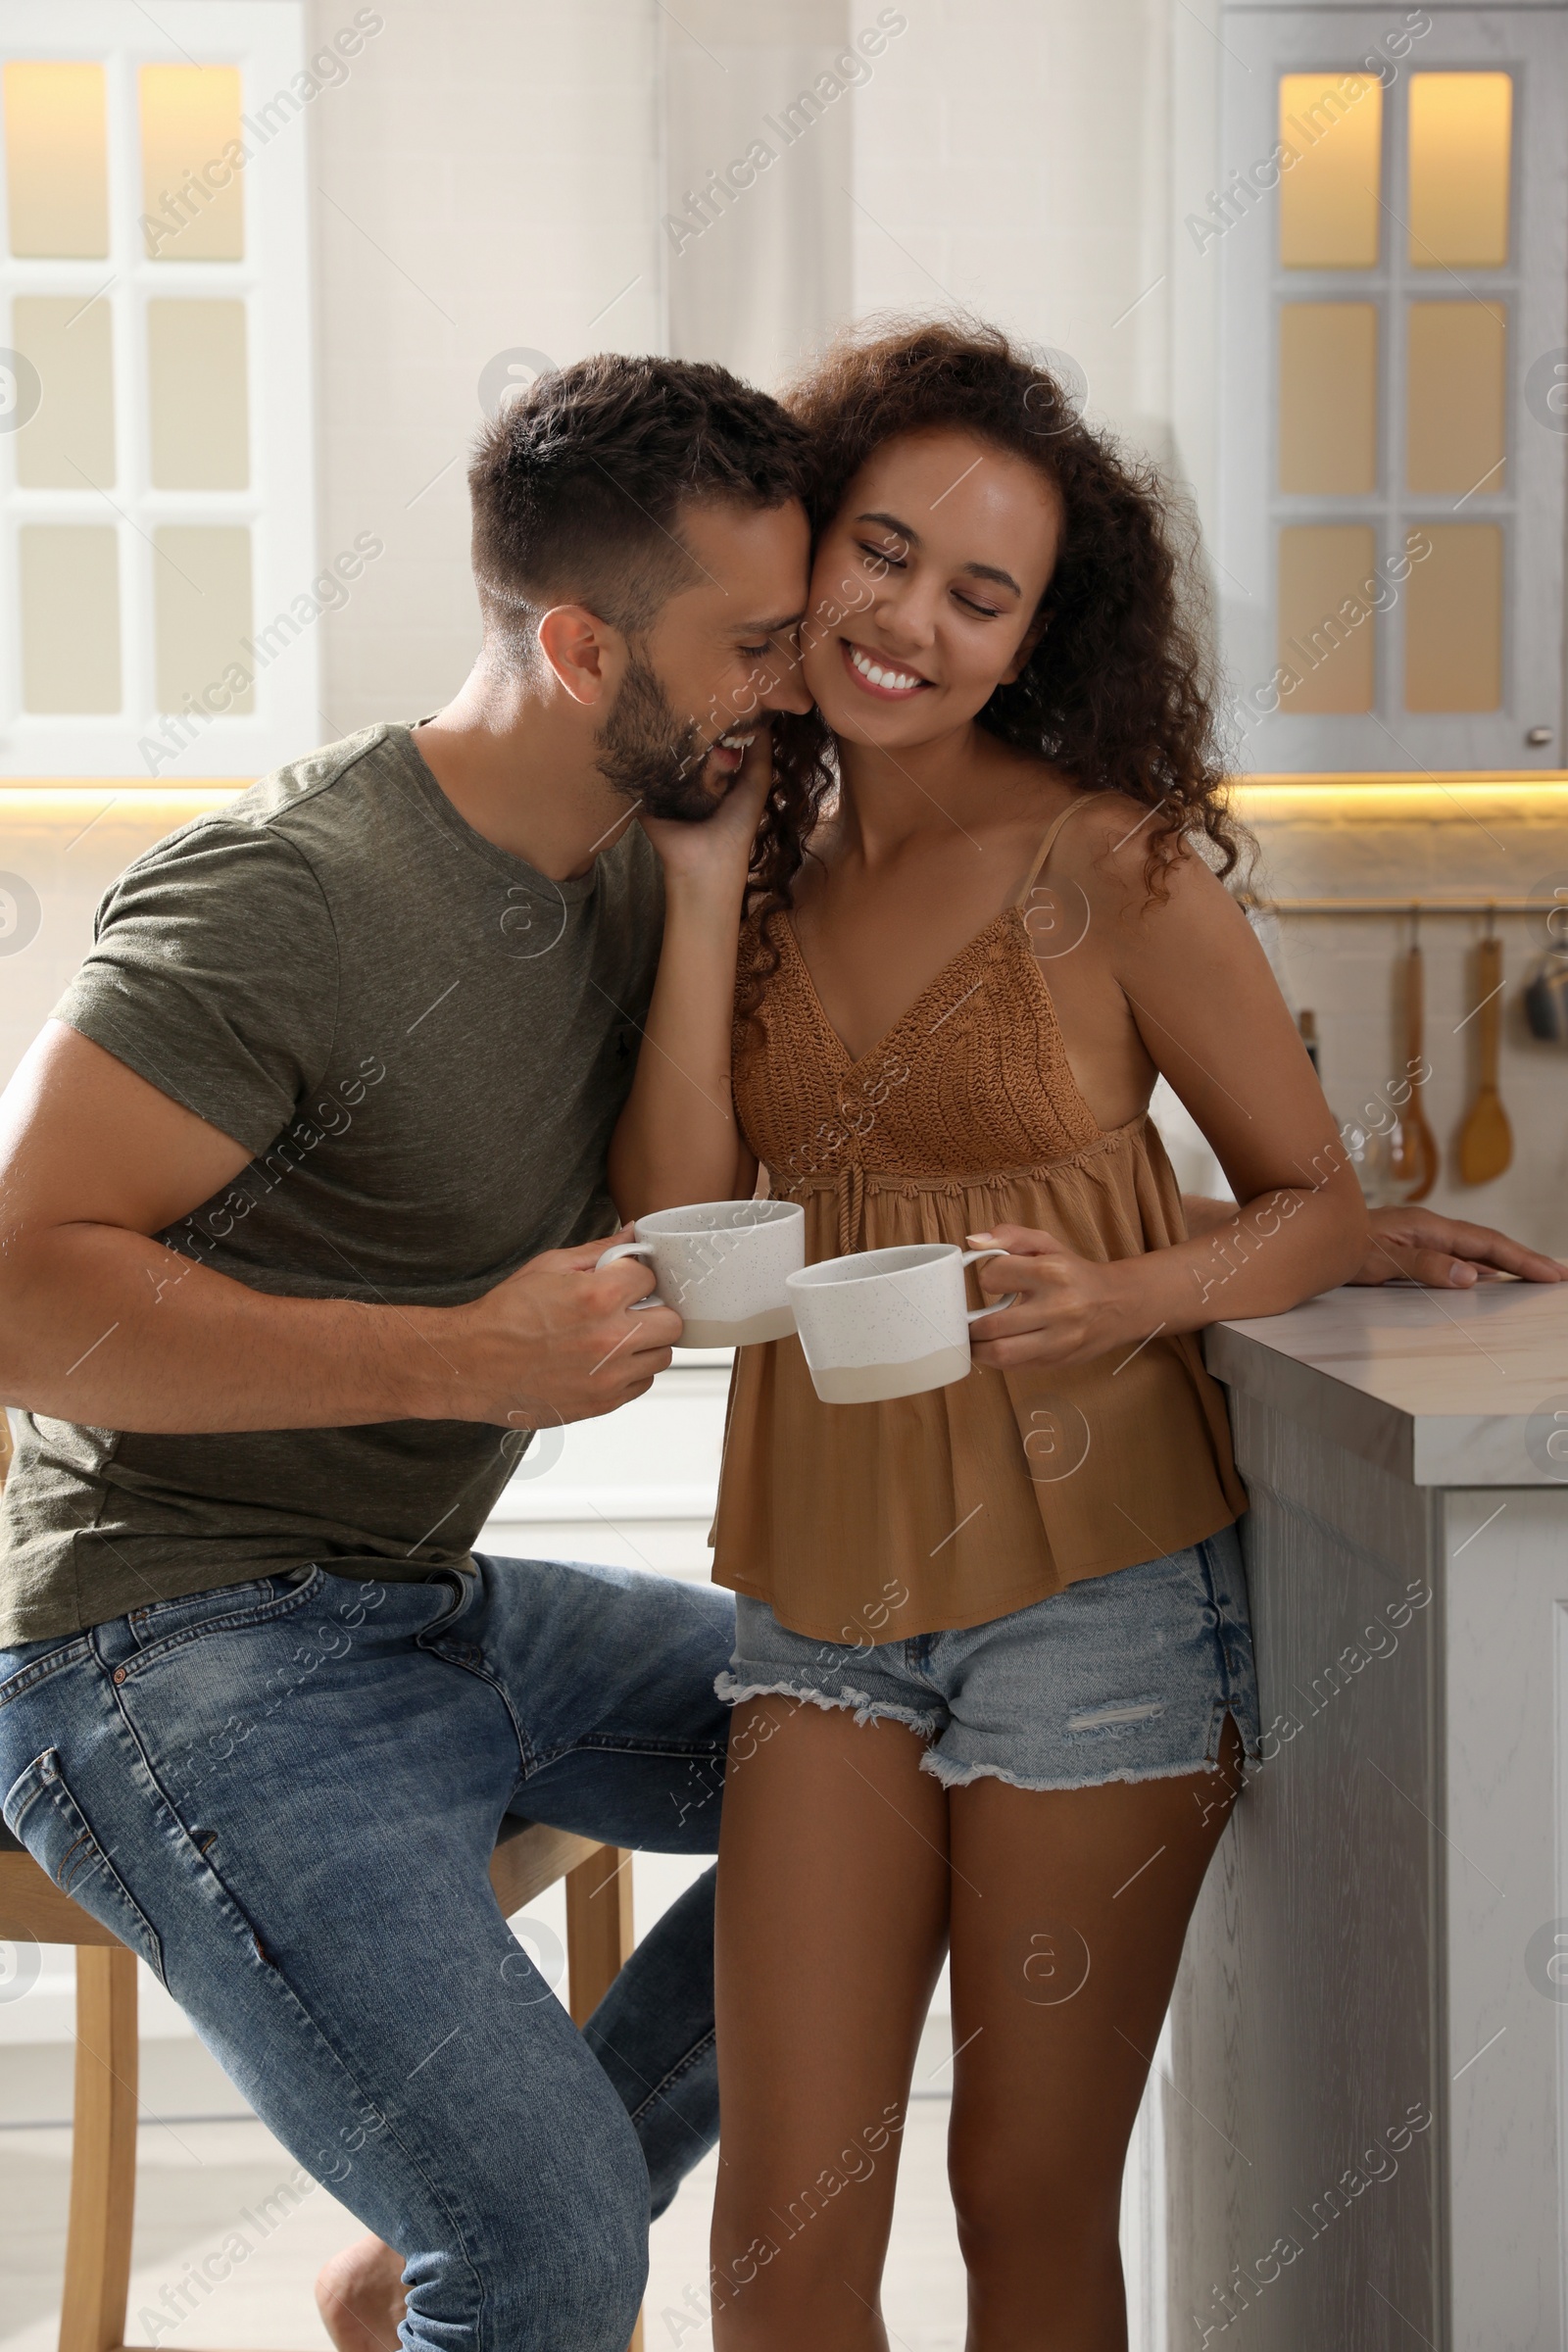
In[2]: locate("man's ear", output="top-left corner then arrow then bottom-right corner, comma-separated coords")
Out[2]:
536,604 -> 624,707
1000,606 -> 1051,687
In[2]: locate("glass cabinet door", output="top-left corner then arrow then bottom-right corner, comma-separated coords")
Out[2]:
1214,9 -> 1568,772
0,2 -> 317,778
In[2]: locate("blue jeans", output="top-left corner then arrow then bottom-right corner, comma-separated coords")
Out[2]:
0,1554 -> 734,2352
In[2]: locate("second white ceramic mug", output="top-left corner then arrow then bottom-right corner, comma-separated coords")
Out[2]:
785,1242 -> 1020,1403
596,1199 -> 805,1347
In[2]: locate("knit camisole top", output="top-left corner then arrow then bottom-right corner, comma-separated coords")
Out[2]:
709,796 -> 1247,1645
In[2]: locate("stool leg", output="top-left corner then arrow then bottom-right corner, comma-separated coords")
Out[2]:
60,1944 -> 139,2352
565,1843 -> 634,2028
565,1848 -> 641,2352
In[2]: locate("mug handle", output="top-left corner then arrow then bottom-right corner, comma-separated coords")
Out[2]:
959,1245 -> 1020,1323
595,1238 -> 664,1311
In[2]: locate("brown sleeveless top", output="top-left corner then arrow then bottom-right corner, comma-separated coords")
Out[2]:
710,798 -> 1247,1643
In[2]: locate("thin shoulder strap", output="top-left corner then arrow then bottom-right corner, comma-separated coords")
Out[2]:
1013,793 -> 1090,907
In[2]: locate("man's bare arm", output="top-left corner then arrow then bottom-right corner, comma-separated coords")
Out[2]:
0,1024 -> 678,1433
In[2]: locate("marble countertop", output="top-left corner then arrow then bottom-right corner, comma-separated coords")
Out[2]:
1204,1283 -> 1568,1488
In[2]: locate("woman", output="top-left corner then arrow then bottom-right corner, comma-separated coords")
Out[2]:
610,319 -> 1368,2350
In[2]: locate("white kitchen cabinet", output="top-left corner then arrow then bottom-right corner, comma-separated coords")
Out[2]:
1168,1284 -> 1568,2350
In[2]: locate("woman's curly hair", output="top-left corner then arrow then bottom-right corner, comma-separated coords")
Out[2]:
745,317 -> 1245,1004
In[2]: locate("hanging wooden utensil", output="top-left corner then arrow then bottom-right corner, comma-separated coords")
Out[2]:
1389,922 -> 1440,1201
1458,921 -> 1512,1184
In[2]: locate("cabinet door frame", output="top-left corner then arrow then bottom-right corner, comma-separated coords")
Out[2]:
1217,5 -> 1568,773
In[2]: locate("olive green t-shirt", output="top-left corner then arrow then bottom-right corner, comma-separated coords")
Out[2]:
0,723 -> 662,1643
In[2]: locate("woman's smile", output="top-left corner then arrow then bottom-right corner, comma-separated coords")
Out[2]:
840,638 -> 934,700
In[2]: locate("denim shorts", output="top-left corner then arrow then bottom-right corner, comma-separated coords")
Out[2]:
717,1522 -> 1261,1793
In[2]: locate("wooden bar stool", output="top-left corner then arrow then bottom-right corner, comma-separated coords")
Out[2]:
0,1811 -> 641,2352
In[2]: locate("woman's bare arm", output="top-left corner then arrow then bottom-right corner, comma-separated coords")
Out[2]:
1185,1200 -> 1568,1295
607,747 -> 767,1219
972,834 -> 1368,1370
1347,1202 -> 1562,1287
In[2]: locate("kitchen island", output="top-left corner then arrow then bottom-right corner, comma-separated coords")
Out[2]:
1168,1283 -> 1568,2352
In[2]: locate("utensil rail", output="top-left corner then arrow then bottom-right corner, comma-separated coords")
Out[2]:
1240,896 -> 1551,916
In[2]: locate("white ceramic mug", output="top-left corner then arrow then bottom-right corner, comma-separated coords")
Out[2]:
785,1242 -> 1020,1403
596,1200 -> 806,1348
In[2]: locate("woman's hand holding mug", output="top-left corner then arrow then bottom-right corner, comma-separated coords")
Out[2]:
964,1224 -> 1139,1373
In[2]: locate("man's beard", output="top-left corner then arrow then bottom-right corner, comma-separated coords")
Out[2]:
594,654 -> 727,824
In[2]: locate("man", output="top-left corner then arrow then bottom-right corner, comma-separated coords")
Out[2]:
0,354 -> 812,2352
1,347 -> 1558,2352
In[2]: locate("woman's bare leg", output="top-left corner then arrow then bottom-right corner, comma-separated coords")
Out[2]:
710,1696 -> 951,2350
947,1718 -> 1247,2351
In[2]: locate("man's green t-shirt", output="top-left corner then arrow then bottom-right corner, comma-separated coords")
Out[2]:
0,723 -> 663,1644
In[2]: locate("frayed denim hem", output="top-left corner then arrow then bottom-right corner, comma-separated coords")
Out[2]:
713,1670 -> 942,1740
919,1703 -> 1259,1794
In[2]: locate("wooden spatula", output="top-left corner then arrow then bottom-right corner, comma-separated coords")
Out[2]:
1458,933 -> 1512,1184
1389,941 -> 1439,1201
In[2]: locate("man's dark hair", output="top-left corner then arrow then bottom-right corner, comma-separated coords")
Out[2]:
467,354 -> 812,662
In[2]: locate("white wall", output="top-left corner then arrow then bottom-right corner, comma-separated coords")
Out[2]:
662,0 -> 854,391
0,788 -> 238,1097
306,0 -> 1187,733
851,0 -> 1175,463
305,0 -> 663,735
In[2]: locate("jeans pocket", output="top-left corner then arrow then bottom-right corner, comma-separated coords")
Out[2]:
122,1569 -> 324,1673
127,1575 -> 295,1647
3,1748 -> 168,1984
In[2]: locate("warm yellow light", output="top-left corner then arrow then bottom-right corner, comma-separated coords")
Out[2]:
1233,774 -> 1568,821
9,778 -> 1568,820
1279,72 -> 1382,269
7,777 -> 1568,847
0,783 -> 248,809
1408,73 -> 1511,269
1237,773 -> 1568,786
3,61 -> 109,258
139,65 -> 244,261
